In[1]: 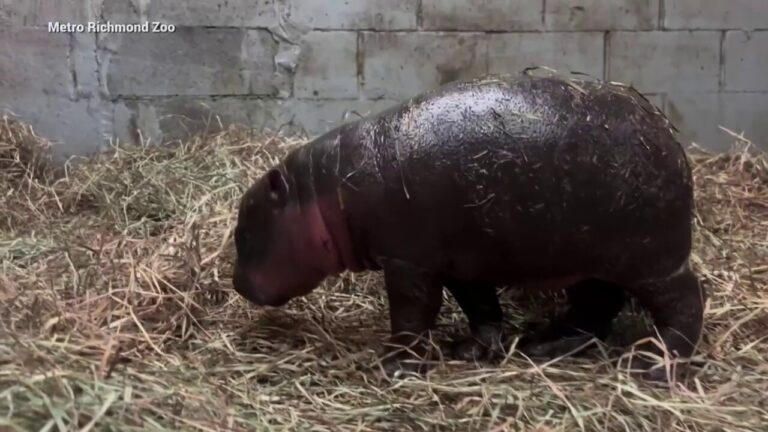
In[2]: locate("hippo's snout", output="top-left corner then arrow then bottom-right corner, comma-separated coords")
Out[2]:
232,264 -> 290,307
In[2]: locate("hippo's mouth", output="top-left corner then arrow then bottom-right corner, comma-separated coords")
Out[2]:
258,294 -> 291,307
233,282 -> 291,308
232,261 -> 324,307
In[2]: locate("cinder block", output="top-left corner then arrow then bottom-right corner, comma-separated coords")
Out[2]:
147,0 -> 276,27
2,95 -> 110,158
724,31 -> 768,91
114,97 -> 259,146
101,28 -> 282,97
422,0 -> 543,31
0,1 -> 28,25
663,92 -> 726,151
73,33 -> 101,99
114,97 -> 398,145
545,0 -> 659,30
0,0 -> 96,26
361,32 -> 487,99
101,0 -> 143,23
284,99 -> 398,136
664,0 -> 768,30
294,32 -> 358,99
607,31 -> 720,93
488,32 -> 604,79
0,28 -> 71,99
243,30 -> 290,96
0,27 -> 109,158
287,0 -> 417,30
721,93 -> 768,150
665,92 -> 768,151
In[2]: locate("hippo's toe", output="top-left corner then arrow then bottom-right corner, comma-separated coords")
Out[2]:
449,323 -> 506,361
517,334 -> 597,359
624,353 -> 676,383
379,352 -> 431,378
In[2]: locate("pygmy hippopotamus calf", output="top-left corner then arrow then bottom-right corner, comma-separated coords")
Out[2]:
232,72 -> 706,381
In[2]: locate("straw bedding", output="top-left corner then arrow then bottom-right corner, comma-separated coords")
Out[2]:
1,112 -> 766,431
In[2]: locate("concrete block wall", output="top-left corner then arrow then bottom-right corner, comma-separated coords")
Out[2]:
1,0 -> 767,159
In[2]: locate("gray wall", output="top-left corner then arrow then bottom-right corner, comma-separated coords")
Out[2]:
1,1 -> 767,159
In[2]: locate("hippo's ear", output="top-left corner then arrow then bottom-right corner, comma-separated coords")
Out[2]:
266,168 -> 289,207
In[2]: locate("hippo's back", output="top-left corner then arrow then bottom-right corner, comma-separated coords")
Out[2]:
333,74 -> 693,283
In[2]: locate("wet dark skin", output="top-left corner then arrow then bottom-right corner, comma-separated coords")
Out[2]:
232,73 -> 706,382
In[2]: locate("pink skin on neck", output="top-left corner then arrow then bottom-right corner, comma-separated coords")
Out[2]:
241,191 -> 361,305
315,192 -> 365,272
278,191 -> 360,278
295,198 -> 345,275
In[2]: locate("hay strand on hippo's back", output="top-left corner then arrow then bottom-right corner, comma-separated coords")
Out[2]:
1,119 -> 767,431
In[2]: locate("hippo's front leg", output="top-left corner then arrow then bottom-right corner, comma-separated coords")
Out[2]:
379,258 -> 444,377
445,281 -> 506,361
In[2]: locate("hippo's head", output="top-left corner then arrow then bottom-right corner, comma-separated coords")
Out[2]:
232,167 -> 341,307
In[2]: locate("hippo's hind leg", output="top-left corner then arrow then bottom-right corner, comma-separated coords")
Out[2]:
624,264 -> 705,381
519,278 -> 626,359
444,280 -> 505,361
379,258 -> 444,376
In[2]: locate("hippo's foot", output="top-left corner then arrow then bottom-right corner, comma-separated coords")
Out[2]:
624,353 -> 672,382
380,350 -> 430,377
449,323 -> 506,361
518,330 -> 598,360
519,278 -> 627,360
620,265 -> 706,383
444,280 -> 506,362
378,337 -> 437,378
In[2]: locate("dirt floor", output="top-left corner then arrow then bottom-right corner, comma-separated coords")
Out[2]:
1,113 -> 767,431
